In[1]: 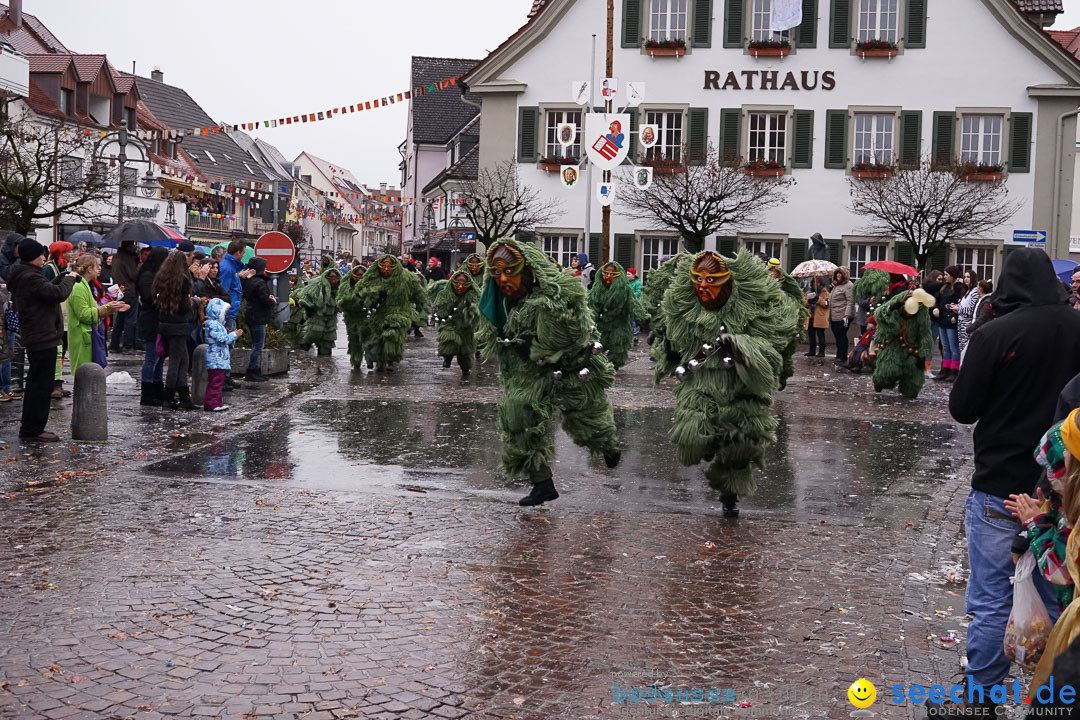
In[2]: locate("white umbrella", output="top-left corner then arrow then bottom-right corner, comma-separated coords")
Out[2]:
790,259 -> 838,277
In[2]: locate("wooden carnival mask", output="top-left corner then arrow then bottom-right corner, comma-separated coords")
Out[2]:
451,272 -> 471,296
600,262 -> 620,287
377,256 -> 396,278
690,252 -> 733,310
487,243 -> 533,301
465,254 -> 484,277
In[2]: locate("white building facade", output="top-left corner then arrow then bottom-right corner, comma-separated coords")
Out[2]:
463,0 -> 1080,279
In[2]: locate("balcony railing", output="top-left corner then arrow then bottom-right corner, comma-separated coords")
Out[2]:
186,214 -> 247,234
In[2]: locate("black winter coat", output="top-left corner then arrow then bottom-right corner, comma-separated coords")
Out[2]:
6,262 -> 77,351
154,276 -> 195,338
136,268 -> 159,341
243,273 -> 276,326
935,281 -> 964,329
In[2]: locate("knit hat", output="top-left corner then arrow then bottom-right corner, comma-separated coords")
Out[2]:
177,240 -> 196,253
627,267 -> 637,277
48,241 -> 72,258
18,239 -> 45,262
944,264 -> 962,279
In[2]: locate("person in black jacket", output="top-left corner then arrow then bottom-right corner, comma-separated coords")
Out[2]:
932,265 -> 965,381
242,257 -> 277,382
6,239 -> 77,441
948,248 -> 1080,708
136,247 -> 169,406
152,251 -> 197,410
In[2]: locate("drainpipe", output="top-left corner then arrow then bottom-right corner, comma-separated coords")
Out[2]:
1052,106 -> 1080,256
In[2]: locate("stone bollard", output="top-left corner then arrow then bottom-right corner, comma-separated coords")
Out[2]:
72,363 -> 108,442
191,344 -> 209,408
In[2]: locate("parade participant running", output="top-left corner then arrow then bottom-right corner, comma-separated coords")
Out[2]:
478,238 -> 621,506
297,264 -> 341,357
433,270 -> 480,378
643,254 -> 684,349
355,254 -> 427,372
587,261 -> 644,371
463,253 -> 485,287
766,257 -> 809,390
653,250 -> 801,517
336,265 -> 369,370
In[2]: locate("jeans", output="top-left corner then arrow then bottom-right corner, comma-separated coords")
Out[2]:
20,348 -> 56,436
246,324 -> 265,374
165,336 -> 190,389
830,320 -> 849,360
0,359 -> 10,393
140,340 -> 164,384
122,298 -> 139,349
941,326 -> 960,371
929,320 -> 941,364
808,327 -> 826,355
964,489 -> 1061,687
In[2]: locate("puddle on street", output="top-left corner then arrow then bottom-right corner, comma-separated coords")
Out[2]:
143,398 -> 958,524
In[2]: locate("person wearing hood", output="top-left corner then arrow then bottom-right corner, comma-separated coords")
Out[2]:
109,240 -> 140,354
136,247 -> 169,406
0,233 -> 23,281
576,252 -> 595,289
241,257 -> 276,382
353,255 -> 427,370
6,239 -> 77,441
587,261 -> 645,370
947,248 -> 1080,713
297,264 -> 342,356
203,297 -> 243,411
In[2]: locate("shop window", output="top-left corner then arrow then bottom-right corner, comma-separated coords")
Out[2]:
645,110 -> 683,163
541,234 -> 581,267
857,0 -> 900,44
750,0 -> 790,43
641,236 -> 680,271
853,113 -> 895,166
849,243 -> 888,278
545,109 -> 583,159
650,0 -> 688,42
747,112 -> 787,165
960,115 -> 1003,167
955,246 -> 996,282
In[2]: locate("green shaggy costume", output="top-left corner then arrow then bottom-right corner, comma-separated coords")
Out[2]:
853,268 -> 891,306
478,238 -> 620,505
654,250 -> 802,516
588,261 -> 645,370
283,277 -> 307,348
434,271 -> 480,376
872,289 -> 934,400
643,253 -> 684,337
354,255 -> 428,371
336,267 -> 369,369
769,264 -> 810,390
297,266 -> 341,356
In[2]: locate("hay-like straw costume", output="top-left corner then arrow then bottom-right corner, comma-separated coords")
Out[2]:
768,262 -> 810,389
478,238 -> 620,482
871,288 -> 935,399
354,255 -> 428,369
336,266 -> 369,369
434,270 -> 481,374
588,261 -> 645,370
297,265 -> 341,356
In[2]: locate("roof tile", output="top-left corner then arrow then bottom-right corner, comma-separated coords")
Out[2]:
1012,0 -> 1063,11
410,56 -> 480,145
0,2 -> 69,54
27,53 -> 72,74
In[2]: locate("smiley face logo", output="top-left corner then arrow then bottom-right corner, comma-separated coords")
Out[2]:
847,679 -> 877,709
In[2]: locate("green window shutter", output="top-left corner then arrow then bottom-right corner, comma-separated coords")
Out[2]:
517,106 -> 539,163
829,0 -> 851,48
824,109 -> 848,169
932,111 -> 956,168
895,241 -> 915,267
905,0 -> 927,49
791,110 -> 814,169
787,238 -> 808,271
929,243 -> 949,271
515,230 -> 536,247
724,0 -> 745,48
718,236 -> 737,255
589,233 -> 601,265
687,108 -> 709,165
622,0 -> 643,48
718,108 -> 742,163
692,0 -> 713,47
826,239 -> 842,265
1009,112 -> 1033,173
615,234 -> 635,269
624,110 -> 639,165
898,110 -> 922,169
797,0 -> 818,48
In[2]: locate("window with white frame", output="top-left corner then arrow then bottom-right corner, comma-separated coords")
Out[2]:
645,110 -> 683,163
848,243 -> 888,278
743,238 -> 782,262
857,0 -> 899,44
853,113 -> 895,166
545,109 -> 583,160
541,234 -> 581,268
641,236 -> 680,271
955,246 -> 996,282
747,112 -> 787,164
650,0 -> 688,42
750,0 -> 790,42
960,115 -> 1003,167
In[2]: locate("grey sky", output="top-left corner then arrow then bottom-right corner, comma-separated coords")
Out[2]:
1055,3 -> 1080,29
38,0 -> 532,188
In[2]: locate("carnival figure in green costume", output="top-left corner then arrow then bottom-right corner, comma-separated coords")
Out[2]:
872,286 -> 936,399
654,250 -> 802,517
434,270 -> 480,378
297,265 -> 341,356
643,253 -> 684,346
336,264 -> 369,369
463,253 -> 485,288
283,276 -> 307,348
354,255 -> 427,372
588,261 -> 645,371
766,258 -> 810,390
478,238 -> 621,506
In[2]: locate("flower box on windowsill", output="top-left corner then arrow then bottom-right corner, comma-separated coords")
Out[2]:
857,48 -> 898,59
647,47 -> 686,57
852,169 -> 894,179
745,167 -> 785,177
539,162 -> 564,173
750,47 -> 789,58
961,172 -> 1003,182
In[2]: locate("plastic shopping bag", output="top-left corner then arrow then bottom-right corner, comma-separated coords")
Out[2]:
1003,551 -> 1053,670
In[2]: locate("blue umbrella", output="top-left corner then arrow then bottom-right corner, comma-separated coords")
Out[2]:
68,230 -> 103,249
1053,258 -> 1078,283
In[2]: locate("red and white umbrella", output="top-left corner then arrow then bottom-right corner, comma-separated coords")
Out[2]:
790,259 -> 838,277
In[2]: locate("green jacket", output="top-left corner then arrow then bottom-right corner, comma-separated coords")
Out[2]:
66,278 -> 100,372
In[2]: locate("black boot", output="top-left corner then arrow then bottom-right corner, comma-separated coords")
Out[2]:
245,372 -> 268,383
177,387 -> 195,411
721,493 -> 739,518
519,479 -> 559,507
153,382 -> 167,404
461,367 -> 471,379
603,449 -> 621,468
442,356 -> 452,368
166,387 -> 180,409
413,327 -> 424,339
366,360 -> 374,369
932,368 -> 953,382
140,383 -> 162,407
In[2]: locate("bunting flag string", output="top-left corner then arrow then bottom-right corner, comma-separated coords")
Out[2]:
122,76 -> 461,142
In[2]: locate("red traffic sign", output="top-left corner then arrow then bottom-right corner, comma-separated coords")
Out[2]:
254,231 -> 295,274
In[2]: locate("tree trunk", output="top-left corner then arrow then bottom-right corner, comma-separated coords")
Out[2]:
14,212 -> 32,236
682,234 -> 707,254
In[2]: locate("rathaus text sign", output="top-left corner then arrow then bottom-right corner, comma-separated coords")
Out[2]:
704,70 -> 836,91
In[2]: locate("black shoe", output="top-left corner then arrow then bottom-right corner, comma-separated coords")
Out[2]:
167,388 -> 180,409
519,479 -> 559,506
721,493 -> 739,518
442,356 -> 452,368
140,383 -> 163,407
245,373 -> 268,383
413,328 -> 424,338
366,360 -> 374,369
603,450 -> 621,468
461,368 -> 471,379
817,351 -> 826,358
803,351 -> 816,357
224,378 -> 239,390
932,369 -> 952,382
177,387 -> 195,411
153,381 -> 167,403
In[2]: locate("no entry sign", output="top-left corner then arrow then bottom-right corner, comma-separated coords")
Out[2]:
254,231 -> 296,274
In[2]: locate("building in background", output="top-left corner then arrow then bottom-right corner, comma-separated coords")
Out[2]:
417,115 -> 479,267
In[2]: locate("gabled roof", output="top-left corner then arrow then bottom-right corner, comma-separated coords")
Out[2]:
296,151 -> 369,220
24,77 -> 91,125
409,56 -> 480,145
136,101 -> 201,180
26,53 -> 72,74
71,54 -> 108,84
0,2 -> 68,54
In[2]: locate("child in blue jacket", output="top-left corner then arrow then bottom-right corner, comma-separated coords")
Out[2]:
203,297 -> 242,411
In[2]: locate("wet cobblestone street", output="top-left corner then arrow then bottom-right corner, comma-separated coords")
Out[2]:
0,333 -> 983,719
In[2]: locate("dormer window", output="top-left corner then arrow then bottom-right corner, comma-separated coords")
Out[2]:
59,89 -> 73,116
124,108 -> 136,131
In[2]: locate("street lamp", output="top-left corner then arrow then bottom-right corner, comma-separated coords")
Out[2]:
95,128 -> 154,224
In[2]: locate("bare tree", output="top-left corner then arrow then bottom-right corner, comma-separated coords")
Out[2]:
0,114 -> 119,235
848,159 -> 1021,272
616,144 -> 793,254
460,159 -> 558,245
